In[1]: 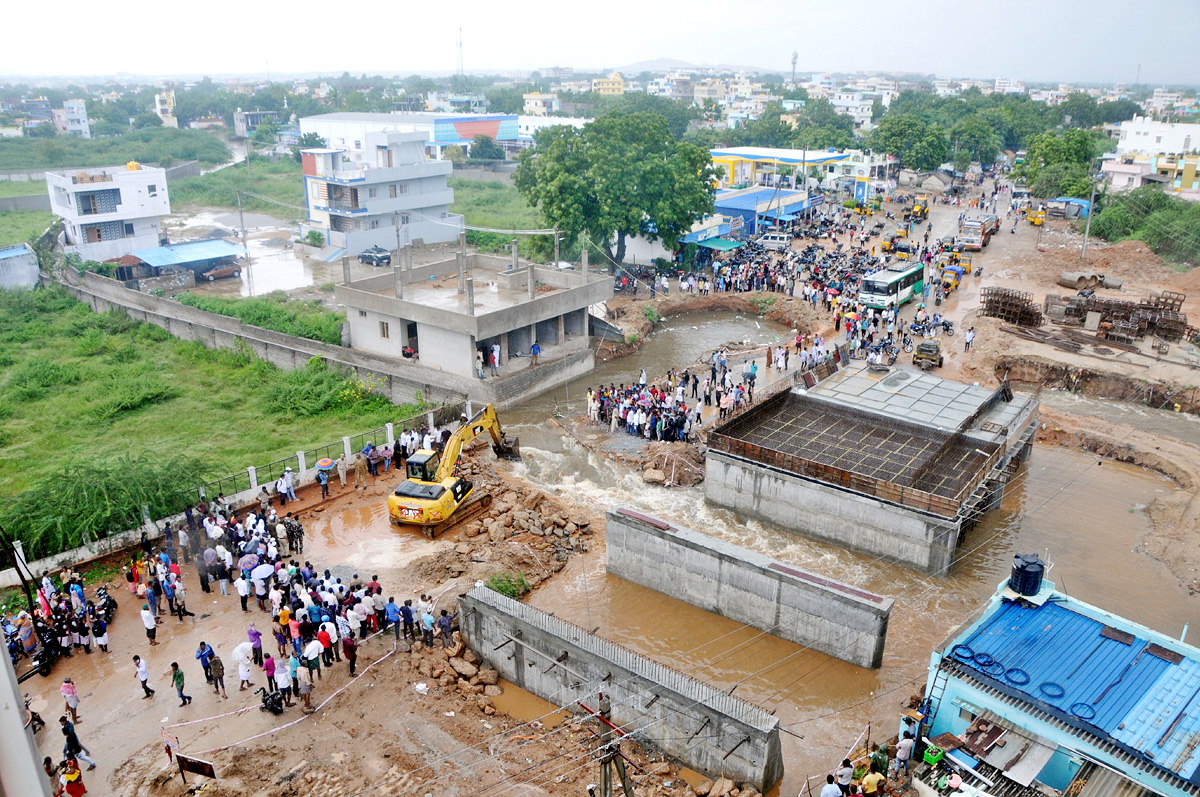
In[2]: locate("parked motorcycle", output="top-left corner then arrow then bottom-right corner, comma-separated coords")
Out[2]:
257,686 -> 284,715
901,334 -> 914,353
95,586 -> 118,624
24,694 -> 44,734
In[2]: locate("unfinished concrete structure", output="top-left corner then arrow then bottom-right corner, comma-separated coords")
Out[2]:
334,248 -> 612,402
706,363 -> 1038,575
606,508 -> 892,668
459,585 -> 784,792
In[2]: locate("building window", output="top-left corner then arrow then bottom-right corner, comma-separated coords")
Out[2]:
959,708 -> 976,722
358,310 -> 367,317
148,184 -> 157,197
379,321 -> 390,339
369,219 -> 380,229
368,187 -> 377,198
354,140 -> 361,149
389,185 -> 397,198
123,223 -> 134,236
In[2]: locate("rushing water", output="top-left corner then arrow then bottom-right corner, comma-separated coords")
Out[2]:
492,311 -> 1193,796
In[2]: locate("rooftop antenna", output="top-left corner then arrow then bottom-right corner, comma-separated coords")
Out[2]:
791,51 -> 798,85
1135,62 -> 1141,86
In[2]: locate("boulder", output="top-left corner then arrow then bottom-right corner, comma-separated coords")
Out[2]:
694,781 -> 713,796
476,667 -> 499,685
483,684 -> 503,696
448,657 -> 478,678
643,468 -> 667,485
463,649 -> 479,664
707,776 -> 735,797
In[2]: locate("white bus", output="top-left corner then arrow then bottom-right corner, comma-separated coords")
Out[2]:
858,262 -> 925,309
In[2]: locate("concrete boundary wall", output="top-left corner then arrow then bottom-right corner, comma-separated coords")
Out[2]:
605,509 -> 892,669
52,272 -> 584,410
705,450 -> 963,574
459,586 -> 784,792
0,194 -> 51,212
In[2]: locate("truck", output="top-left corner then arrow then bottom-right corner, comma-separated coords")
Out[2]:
958,218 -> 985,251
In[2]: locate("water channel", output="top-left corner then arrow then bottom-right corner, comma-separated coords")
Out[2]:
494,310 -> 1193,795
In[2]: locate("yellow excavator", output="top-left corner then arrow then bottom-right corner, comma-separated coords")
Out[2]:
911,193 -> 930,224
387,404 -> 520,538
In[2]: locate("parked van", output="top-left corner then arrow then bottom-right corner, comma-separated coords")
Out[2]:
757,232 -> 792,251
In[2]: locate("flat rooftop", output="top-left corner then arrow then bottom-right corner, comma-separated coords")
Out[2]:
942,582 -> 1200,791
809,363 -> 1037,446
712,390 -> 999,514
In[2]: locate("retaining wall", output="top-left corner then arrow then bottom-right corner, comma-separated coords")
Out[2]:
605,508 -> 892,669
53,272 -> 585,410
0,194 -> 51,212
705,450 -> 963,575
459,586 -> 784,792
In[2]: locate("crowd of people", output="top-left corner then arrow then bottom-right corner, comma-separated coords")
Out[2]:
18,477 -> 462,796
818,734 -> 916,796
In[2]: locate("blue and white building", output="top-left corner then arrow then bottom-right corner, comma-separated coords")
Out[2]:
921,577 -> 1200,797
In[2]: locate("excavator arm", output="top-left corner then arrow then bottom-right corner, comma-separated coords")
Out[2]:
434,404 -> 520,482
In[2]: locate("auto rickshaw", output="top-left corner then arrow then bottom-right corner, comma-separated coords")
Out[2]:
957,253 -> 973,274
942,265 -> 965,292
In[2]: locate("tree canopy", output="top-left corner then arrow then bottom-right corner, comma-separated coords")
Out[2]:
515,112 -> 716,265
470,134 -> 505,160
870,114 -> 949,171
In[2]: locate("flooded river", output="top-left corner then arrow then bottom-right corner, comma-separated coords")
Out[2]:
496,311 -> 1193,795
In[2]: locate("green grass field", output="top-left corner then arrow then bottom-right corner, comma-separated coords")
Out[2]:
0,210 -> 55,247
449,177 -> 539,229
0,180 -> 46,197
0,286 -> 423,513
169,156 -> 305,219
0,128 -> 230,169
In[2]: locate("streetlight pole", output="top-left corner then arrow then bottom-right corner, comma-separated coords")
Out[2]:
1081,164 -> 1100,261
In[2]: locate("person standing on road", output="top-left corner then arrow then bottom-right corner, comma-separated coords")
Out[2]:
170,662 -> 192,706
60,678 -> 82,723
58,757 -> 89,796
436,609 -> 457,648
140,604 -> 158,646
835,758 -> 854,795
296,657 -> 314,713
530,340 -> 541,366
195,641 -> 215,683
820,774 -> 842,797
343,632 -> 358,677
965,327 -> 975,352
283,467 -> 298,502
235,575 -> 250,612
133,655 -> 155,698
335,454 -> 348,488
317,468 -> 329,499
894,731 -> 915,777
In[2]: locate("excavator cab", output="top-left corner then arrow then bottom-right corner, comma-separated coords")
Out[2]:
405,451 -> 440,482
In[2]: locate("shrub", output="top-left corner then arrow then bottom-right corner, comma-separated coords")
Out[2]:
6,360 -> 84,401
260,358 -> 391,418
486,572 -> 531,599
643,306 -> 662,324
303,230 -> 325,247
91,373 -> 179,420
176,291 -> 344,345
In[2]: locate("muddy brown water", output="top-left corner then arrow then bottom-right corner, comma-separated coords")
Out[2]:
494,311 -> 1194,795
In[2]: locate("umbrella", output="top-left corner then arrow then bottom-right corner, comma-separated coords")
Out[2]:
917,303 -> 926,308
231,642 -> 253,664
238,553 -> 260,571
826,288 -> 839,295
316,457 -> 335,471
250,563 -> 275,581
845,312 -> 861,321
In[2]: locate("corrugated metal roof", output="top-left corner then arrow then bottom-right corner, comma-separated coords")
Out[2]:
0,244 -> 33,260
130,240 -> 245,268
953,598 -> 1200,783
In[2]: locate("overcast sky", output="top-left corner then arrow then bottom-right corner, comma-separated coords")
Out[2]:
5,0 -> 1197,85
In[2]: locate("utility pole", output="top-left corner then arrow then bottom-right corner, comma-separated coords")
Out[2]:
553,226 -> 560,267
597,694 -> 634,797
1081,176 -> 1098,260
791,51 -> 798,85
237,191 -> 253,296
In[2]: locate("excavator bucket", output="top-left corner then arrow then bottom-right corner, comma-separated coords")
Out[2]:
493,434 -> 520,461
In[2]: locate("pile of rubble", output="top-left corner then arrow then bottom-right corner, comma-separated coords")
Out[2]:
399,633 -> 505,715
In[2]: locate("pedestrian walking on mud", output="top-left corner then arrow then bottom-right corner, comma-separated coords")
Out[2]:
58,757 -> 89,796
60,717 -> 97,769
296,659 -> 314,713
60,678 -> 82,723
140,604 -> 157,645
965,327 -> 975,352
171,662 -> 192,706
354,454 -> 369,489
133,655 -> 155,698
210,652 -> 228,699
343,632 -> 358,676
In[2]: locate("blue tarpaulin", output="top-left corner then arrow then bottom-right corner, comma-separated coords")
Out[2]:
130,240 -> 246,268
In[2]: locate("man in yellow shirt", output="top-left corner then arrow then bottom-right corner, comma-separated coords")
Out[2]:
860,764 -> 887,796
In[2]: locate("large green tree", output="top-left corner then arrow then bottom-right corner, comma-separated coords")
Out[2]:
1020,128 -> 1095,183
871,114 -> 948,171
515,112 -> 716,266
949,114 -> 1002,165
470,134 -> 505,160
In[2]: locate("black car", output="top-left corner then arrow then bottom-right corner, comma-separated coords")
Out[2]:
358,246 -> 391,267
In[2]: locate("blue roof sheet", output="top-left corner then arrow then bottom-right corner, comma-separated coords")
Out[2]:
953,598 -> 1200,783
715,188 -> 803,211
0,244 -> 33,260
130,240 -> 246,268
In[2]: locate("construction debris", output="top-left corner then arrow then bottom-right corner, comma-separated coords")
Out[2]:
980,286 -> 1044,327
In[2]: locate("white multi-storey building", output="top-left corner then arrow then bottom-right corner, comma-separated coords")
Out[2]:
1116,116 -> 1198,156
299,131 -> 461,256
47,163 -> 169,261
52,99 -> 90,138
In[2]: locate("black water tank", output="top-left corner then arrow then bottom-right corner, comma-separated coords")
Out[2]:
1009,554 -> 1044,596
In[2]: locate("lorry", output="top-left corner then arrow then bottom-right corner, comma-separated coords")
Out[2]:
958,218 -> 987,251
387,404 -> 520,537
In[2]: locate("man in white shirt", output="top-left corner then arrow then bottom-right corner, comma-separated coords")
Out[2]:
819,774 -> 842,797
